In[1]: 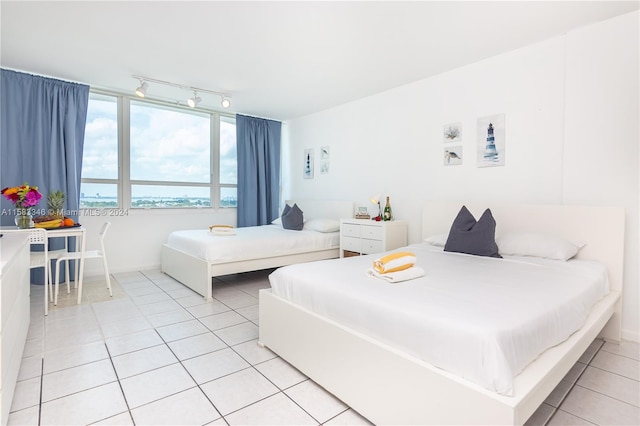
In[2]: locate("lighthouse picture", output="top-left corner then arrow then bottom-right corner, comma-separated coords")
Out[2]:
477,114 -> 505,167
303,148 -> 314,178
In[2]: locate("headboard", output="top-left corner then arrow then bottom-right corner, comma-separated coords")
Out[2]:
285,200 -> 354,221
422,201 -> 625,339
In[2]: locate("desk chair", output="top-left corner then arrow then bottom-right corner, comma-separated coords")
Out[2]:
54,221 -> 112,305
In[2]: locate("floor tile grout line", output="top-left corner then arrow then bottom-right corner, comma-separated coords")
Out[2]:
93,342 -> 135,426
586,363 -> 640,383
37,357 -> 43,426
572,383 -> 640,408
150,321 -> 229,424
553,407 -> 598,425
596,346 -> 640,363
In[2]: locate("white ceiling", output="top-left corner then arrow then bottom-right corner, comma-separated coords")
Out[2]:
1,1 -> 638,121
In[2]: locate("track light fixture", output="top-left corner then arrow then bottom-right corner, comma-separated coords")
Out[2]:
132,75 -> 231,109
187,91 -> 201,108
135,81 -> 149,98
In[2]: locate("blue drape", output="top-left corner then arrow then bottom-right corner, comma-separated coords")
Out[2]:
236,114 -> 281,227
1,69 -> 90,283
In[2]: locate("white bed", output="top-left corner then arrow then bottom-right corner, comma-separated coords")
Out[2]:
258,202 -> 625,425
161,200 -> 354,300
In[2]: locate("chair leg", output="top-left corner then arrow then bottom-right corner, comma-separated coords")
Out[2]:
44,264 -> 49,316
54,259 -> 62,306
103,257 -> 112,297
46,262 -> 54,303
65,259 -> 71,293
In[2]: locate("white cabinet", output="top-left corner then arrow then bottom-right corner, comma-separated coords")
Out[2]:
0,233 -> 30,426
340,219 -> 408,257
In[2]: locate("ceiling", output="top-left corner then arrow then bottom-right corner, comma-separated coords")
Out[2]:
1,1 -> 638,121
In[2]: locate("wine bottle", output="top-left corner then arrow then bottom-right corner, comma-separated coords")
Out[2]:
383,196 -> 392,221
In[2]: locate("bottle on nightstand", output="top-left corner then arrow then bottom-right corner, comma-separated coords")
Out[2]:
383,197 -> 392,221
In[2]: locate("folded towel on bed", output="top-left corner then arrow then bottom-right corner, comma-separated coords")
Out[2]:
366,266 -> 425,283
209,224 -> 236,236
373,251 -> 416,274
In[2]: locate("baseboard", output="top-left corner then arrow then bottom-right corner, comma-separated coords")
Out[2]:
622,328 -> 640,343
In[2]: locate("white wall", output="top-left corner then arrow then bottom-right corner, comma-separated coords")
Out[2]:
80,207 -> 236,275
284,12 -> 639,341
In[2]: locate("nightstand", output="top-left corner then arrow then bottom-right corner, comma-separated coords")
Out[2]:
340,219 -> 408,257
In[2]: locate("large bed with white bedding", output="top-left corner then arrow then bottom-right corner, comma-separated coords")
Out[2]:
258,202 -> 625,425
161,200 -> 353,300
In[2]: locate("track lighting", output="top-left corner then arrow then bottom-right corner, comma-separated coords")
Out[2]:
135,81 -> 149,98
187,91 -> 201,108
132,75 -> 231,109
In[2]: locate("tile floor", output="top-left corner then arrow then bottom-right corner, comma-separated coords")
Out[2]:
7,269 -> 640,425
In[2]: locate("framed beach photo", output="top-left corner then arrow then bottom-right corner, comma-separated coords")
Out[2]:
303,148 -> 314,179
444,146 -> 463,166
443,122 -> 462,143
320,146 -> 330,159
477,114 -> 505,167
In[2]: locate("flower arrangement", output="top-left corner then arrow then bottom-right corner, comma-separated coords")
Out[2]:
1,183 -> 42,208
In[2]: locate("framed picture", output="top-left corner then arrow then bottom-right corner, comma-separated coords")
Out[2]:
320,160 -> 330,174
320,146 -> 330,159
443,122 -> 462,143
444,146 -> 463,166
303,148 -> 314,179
477,114 -> 505,167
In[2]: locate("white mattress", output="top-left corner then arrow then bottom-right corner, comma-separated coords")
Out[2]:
268,243 -> 610,396
166,224 -> 339,263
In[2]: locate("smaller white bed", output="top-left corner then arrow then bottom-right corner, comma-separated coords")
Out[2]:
161,199 -> 353,300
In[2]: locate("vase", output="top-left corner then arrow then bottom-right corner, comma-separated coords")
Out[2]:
15,209 -> 33,229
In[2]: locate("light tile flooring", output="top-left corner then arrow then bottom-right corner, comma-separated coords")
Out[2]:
8,269 -> 640,425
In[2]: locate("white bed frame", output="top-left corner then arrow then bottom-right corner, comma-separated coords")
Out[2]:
161,200 -> 354,300
259,202 -> 624,425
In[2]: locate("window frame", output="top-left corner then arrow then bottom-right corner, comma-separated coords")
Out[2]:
81,89 -> 236,210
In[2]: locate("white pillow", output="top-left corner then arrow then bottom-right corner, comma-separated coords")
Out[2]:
303,218 -> 340,233
271,217 -> 282,225
424,233 -> 448,247
497,232 -> 585,261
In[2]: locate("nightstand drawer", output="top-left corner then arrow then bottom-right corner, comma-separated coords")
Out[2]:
361,239 -> 383,254
361,225 -> 383,241
342,236 -> 361,252
341,224 -> 361,238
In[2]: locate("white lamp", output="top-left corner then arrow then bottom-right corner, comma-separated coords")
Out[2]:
221,97 -> 231,108
370,193 -> 382,220
135,81 -> 148,98
187,91 -> 201,108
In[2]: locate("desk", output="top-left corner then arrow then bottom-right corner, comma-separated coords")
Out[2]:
45,226 -> 86,306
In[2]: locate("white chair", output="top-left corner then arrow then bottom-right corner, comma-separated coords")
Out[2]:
2,228 -> 67,315
54,221 -> 112,305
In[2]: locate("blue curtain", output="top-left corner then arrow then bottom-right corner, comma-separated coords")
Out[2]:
236,114 -> 281,227
1,69 -> 90,283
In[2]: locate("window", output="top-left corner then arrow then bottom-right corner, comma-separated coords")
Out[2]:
81,93 -> 118,208
80,92 -> 237,209
219,115 -> 238,207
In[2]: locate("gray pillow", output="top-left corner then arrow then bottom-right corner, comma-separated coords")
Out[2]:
281,203 -> 304,231
444,206 -> 502,258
